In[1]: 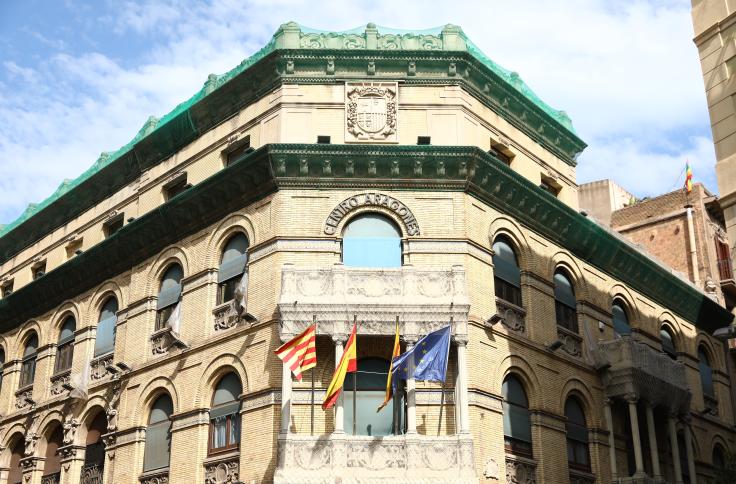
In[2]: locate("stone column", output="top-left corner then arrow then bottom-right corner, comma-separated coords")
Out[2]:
683,417 -> 697,484
626,394 -> 646,477
280,341 -> 293,435
645,401 -> 662,480
333,335 -> 345,434
603,398 -> 618,481
454,336 -> 470,434
405,338 -> 417,435
669,414 -> 684,484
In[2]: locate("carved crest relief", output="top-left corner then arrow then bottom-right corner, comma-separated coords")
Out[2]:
345,81 -> 398,143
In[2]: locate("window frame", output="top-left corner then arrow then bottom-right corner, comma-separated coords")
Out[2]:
660,326 -> 677,359
94,297 -> 118,358
19,334 -> 38,388
554,270 -> 578,333
492,237 -> 522,308
54,316 -> 76,374
612,299 -> 632,336
341,213 -> 403,268
208,373 -> 243,455
698,345 -> 716,399
103,214 -> 124,239
564,397 -> 590,472
502,374 -> 533,458
143,394 -> 174,472
217,234 -> 249,305
156,264 -> 183,331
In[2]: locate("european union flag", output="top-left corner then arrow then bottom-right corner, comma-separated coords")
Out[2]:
391,326 -> 451,384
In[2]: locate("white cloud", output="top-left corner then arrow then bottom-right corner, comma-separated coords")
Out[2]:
0,0 -> 715,224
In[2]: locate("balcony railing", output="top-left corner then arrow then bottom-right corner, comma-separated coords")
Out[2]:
598,336 -> 690,412
278,264 -> 469,339
275,434 -> 476,484
41,473 -> 61,484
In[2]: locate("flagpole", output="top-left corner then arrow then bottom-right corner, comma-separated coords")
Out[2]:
437,316 -> 453,436
311,315 -> 316,437
352,314 -> 358,436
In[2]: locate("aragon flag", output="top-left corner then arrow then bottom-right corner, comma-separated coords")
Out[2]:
274,324 -> 317,382
377,319 -> 400,412
322,323 -> 357,410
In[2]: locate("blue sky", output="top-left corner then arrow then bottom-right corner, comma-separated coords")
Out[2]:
0,0 -> 716,224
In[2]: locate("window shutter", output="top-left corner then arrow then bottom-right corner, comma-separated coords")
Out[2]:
156,283 -> 181,310
94,316 -> 117,357
143,421 -> 171,471
218,254 -> 248,283
209,401 -> 241,419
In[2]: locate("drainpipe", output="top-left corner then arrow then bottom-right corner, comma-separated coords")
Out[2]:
685,204 -> 701,287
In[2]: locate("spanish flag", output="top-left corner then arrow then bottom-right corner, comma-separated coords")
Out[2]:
685,162 -> 693,194
322,323 -> 357,410
377,319 -> 401,412
275,324 -> 317,381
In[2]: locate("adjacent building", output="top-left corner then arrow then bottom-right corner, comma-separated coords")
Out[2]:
0,22 -> 734,484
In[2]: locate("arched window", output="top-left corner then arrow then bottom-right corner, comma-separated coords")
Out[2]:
209,373 -> 242,454
344,357 -> 397,436
612,300 -> 631,336
698,346 -> 715,398
143,394 -> 173,472
713,443 -> 726,470
554,270 -> 577,333
218,234 -> 249,305
342,214 -> 401,268
660,326 -> 677,359
54,316 -> 76,373
95,297 -> 118,357
82,412 -> 107,480
565,397 -> 590,471
492,237 -> 522,307
43,424 -> 63,482
20,333 -> 38,388
156,264 -> 183,330
502,375 -> 532,457
8,435 -> 24,484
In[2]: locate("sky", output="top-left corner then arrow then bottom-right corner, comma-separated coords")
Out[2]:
0,0 -> 717,225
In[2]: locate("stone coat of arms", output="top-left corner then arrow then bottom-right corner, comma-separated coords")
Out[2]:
345,81 -> 398,142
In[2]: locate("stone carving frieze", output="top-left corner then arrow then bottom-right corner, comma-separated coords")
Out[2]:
213,303 -> 240,332
345,82 -> 398,143
139,469 -> 169,484
557,327 -> 582,358
204,453 -> 240,484
505,455 -> 537,484
90,353 -> 114,381
495,298 -> 526,334
347,441 -> 405,469
15,387 -> 33,410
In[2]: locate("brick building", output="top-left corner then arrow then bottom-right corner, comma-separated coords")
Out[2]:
0,23 -> 734,484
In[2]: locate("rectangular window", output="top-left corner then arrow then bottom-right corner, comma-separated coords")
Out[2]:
208,412 -> 240,454
1,280 -> 13,298
317,135 -> 331,144
54,342 -> 73,373
556,302 -> 578,333
163,174 -> 189,201
32,262 -> 46,280
217,278 -> 239,305
417,136 -> 431,145
156,305 -> 175,331
225,136 -> 252,167
490,139 -> 514,165
103,215 -> 124,238
495,277 -> 522,307
20,358 -> 35,387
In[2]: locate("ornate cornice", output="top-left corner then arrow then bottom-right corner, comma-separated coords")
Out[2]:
0,144 -> 730,334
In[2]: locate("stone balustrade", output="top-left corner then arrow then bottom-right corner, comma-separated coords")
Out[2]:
598,336 -> 690,412
274,434 -> 476,483
278,264 -> 470,339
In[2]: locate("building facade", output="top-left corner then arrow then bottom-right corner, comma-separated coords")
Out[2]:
0,23 -> 734,484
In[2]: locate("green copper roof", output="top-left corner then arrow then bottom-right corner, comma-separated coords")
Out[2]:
0,22 -> 582,256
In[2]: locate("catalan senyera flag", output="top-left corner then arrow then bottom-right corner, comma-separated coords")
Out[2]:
322,323 -> 357,410
377,319 -> 401,412
685,162 -> 693,194
274,324 -> 317,381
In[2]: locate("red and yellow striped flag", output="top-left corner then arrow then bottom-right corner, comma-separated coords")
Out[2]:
274,324 -> 317,382
322,323 -> 357,410
685,162 -> 693,193
378,319 -> 401,412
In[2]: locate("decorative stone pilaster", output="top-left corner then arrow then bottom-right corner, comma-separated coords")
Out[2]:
203,452 -> 240,484
682,416 -> 697,484
50,370 -> 71,396
454,335 -> 470,434
405,337 -> 417,435
644,401 -> 662,480
331,334 -> 346,435
668,413 -> 684,484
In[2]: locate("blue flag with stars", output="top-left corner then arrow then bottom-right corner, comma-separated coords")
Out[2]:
391,326 -> 451,384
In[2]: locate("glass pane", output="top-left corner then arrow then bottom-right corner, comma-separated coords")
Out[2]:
661,328 -> 676,357
211,417 -> 227,449
160,265 -> 184,292
553,271 -> 576,308
94,316 -> 116,357
699,348 -> 714,397
143,422 -> 171,471
100,297 -> 118,321
221,234 -> 249,263
343,390 -> 394,436
213,373 -> 243,406
613,302 -> 631,335
59,317 -> 76,342
23,334 -> 38,356
229,414 -> 240,445
492,239 -> 521,287
502,376 -> 528,406
343,214 -> 401,268
502,401 -> 532,443
149,395 -> 173,424
556,302 -> 578,332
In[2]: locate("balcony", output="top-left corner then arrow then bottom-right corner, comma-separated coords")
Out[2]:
274,434 -> 476,484
598,336 -> 690,412
278,264 -> 470,339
